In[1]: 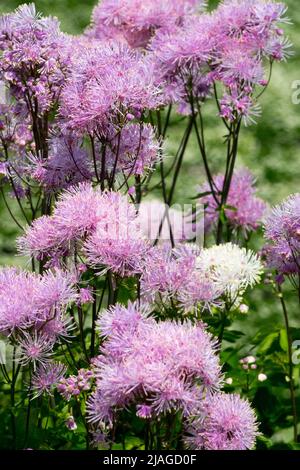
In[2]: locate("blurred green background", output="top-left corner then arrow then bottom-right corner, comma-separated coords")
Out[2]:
0,0 -> 299,446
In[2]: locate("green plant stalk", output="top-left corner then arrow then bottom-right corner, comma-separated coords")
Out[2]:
278,285 -> 298,443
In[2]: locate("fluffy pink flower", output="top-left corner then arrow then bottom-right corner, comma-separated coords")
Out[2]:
185,393 -> 258,450
87,301 -> 222,424
19,184 -> 150,275
150,0 -> 290,118
140,244 -> 219,311
106,123 -> 159,176
30,134 -> 92,191
18,332 -> 54,369
53,183 -> 100,243
264,193 -> 300,277
199,168 -> 267,234
88,0 -> 201,48
60,43 -> 162,135
0,267 -> 77,337
33,269 -> 78,320
31,362 -> 66,397
0,4 -> 71,113
84,192 -> 150,276
0,268 -> 37,334
17,216 -> 63,262
18,183 -> 100,261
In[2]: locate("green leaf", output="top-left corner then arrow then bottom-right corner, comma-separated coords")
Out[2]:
125,436 -> 144,450
279,328 -> 288,352
190,191 -> 212,200
223,329 -> 245,343
255,435 -> 273,450
223,204 -> 237,212
257,331 -> 279,354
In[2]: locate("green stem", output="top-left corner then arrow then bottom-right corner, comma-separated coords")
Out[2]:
278,285 -> 298,443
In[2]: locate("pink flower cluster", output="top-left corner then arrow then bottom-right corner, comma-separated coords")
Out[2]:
140,244 -> 220,312
31,362 -> 67,397
185,393 -> 258,450
150,0 -> 291,120
0,267 -> 77,337
58,368 -> 94,401
88,302 -> 222,424
60,43 -> 161,136
87,302 -> 258,450
105,123 -> 159,176
199,168 -> 267,234
0,4 -> 70,113
87,0 -> 201,48
0,0 -> 280,450
30,133 -> 92,192
18,183 -> 150,276
264,193 -> 300,278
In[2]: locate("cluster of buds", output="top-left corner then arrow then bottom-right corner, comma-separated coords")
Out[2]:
240,356 -> 267,382
240,355 -> 257,370
57,369 -> 94,401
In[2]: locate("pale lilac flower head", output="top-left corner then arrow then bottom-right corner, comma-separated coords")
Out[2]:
0,266 -> 77,337
185,393 -> 258,450
106,124 -> 159,176
18,331 -> 54,369
213,0 -> 291,61
200,168 -> 267,234
30,134 -> 92,191
219,90 -> 262,125
84,192 -> 150,277
0,4 -> 71,113
141,244 -> 220,313
151,14 -> 215,111
150,0 -> 290,119
87,301 -> 222,425
264,193 -> 300,277
78,287 -> 94,305
17,215 -> 66,263
18,183 -> 100,262
60,43 -> 162,136
141,244 -> 196,302
96,301 -> 153,358
33,269 -> 78,321
19,184 -> 150,274
88,0 -> 201,48
31,362 -> 66,397
52,183 -> 100,243
0,267 -> 37,334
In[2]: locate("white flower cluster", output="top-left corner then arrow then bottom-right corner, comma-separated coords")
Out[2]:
196,243 -> 263,305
